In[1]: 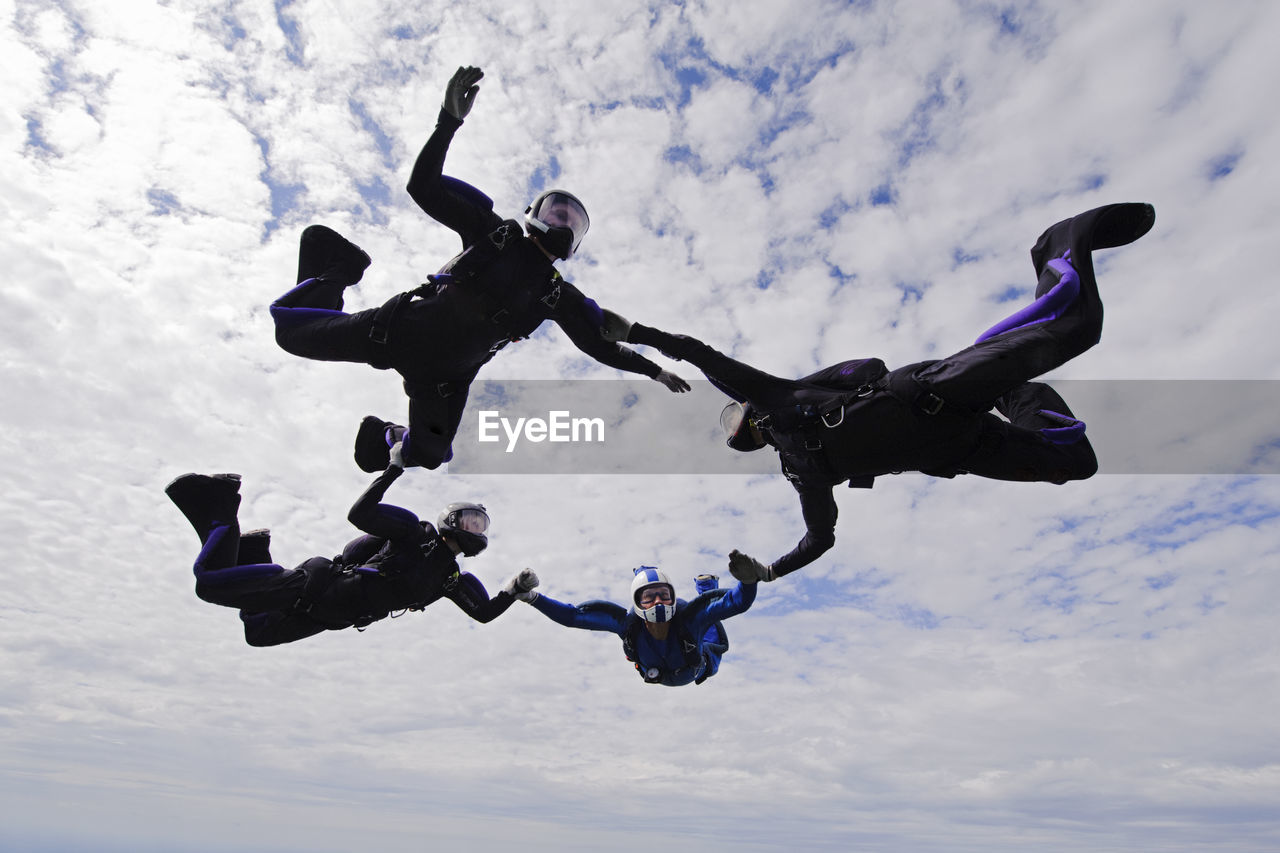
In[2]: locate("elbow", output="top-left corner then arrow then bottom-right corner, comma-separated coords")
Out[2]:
811,528 -> 837,554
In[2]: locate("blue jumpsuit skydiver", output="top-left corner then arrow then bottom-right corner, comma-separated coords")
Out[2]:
615,202 -> 1156,578
522,570 -> 758,686
270,67 -> 687,470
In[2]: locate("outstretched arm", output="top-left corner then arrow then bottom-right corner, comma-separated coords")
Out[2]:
770,483 -> 838,577
346,449 -> 422,541
680,579 -> 758,640
445,568 -> 540,624
526,592 -> 630,637
406,66 -> 500,243
731,484 -> 838,581
555,294 -> 690,391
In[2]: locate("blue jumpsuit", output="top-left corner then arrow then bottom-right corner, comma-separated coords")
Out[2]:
530,581 -> 758,686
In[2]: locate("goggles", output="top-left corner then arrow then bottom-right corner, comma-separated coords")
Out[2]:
637,585 -> 674,607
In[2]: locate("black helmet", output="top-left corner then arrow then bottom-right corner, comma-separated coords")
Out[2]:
524,189 -> 590,259
437,502 -> 490,556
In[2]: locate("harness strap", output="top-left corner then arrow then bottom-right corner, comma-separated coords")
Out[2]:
881,370 -> 960,417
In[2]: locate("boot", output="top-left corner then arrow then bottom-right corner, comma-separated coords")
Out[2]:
354,415 -> 394,473
296,224 -> 372,285
238,528 -> 273,565
165,473 -> 242,543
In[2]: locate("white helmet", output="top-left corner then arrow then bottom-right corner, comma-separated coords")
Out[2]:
630,566 -> 675,624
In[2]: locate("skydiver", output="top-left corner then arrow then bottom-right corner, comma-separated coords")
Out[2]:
270,65 -> 689,472
164,442 -> 539,646
602,202 -> 1156,580
515,565 -> 758,686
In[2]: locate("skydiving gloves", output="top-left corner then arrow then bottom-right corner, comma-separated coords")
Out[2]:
728,549 -> 775,584
443,66 -> 484,120
504,568 -> 541,602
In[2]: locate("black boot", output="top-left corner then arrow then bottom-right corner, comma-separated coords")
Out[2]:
165,473 -> 242,543
354,415 -> 394,473
296,224 -> 372,285
238,528 -> 273,565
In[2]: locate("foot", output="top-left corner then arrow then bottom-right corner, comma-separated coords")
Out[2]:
298,224 -> 372,285
694,574 -> 720,595
1090,202 -> 1156,251
165,473 -> 242,539
354,416 -> 392,473
238,528 -> 273,566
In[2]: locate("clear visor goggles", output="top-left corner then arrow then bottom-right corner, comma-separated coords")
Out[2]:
450,507 -> 490,535
533,192 -> 590,242
637,585 -> 674,607
720,401 -> 747,437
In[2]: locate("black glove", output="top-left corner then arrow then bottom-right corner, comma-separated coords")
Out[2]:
728,549 -> 774,583
654,370 -> 691,393
443,66 -> 484,120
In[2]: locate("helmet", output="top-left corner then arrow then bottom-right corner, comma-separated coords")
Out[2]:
630,566 -> 675,624
437,501 -> 490,556
721,401 -> 766,452
524,189 -> 590,259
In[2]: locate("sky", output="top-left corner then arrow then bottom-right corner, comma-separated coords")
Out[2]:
2,0 -> 1279,850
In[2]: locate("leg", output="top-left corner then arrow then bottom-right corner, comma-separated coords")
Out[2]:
271,225 -> 377,362
694,622 -> 729,685
166,474 -> 308,612
914,202 -> 1155,412
352,381 -> 469,473
628,323 -> 804,409
240,610 -> 327,647
961,383 -> 1097,483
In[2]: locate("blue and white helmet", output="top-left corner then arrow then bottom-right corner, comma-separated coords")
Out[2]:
631,566 -> 675,624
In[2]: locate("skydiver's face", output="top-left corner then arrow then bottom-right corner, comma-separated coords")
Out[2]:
540,200 -> 587,233
637,585 -> 674,608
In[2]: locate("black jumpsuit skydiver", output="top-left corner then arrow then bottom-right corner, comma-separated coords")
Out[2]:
166,466 -> 515,646
271,108 -> 667,469
625,202 -> 1156,576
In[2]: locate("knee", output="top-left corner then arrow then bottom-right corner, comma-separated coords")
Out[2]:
194,578 -> 229,606
241,612 -> 286,647
1047,443 -> 1098,483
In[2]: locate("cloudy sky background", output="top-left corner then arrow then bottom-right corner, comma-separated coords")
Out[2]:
3,0 -> 1279,850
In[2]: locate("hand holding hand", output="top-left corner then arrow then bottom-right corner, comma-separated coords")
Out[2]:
654,370 -> 691,393
388,440 -> 406,470
728,549 -> 774,583
504,568 -> 541,602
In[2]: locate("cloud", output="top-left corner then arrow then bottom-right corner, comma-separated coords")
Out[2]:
3,1 -> 1280,851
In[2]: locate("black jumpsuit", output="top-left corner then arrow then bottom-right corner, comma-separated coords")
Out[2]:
186,466 -> 514,646
627,202 -> 1155,576
271,109 -> 665,468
